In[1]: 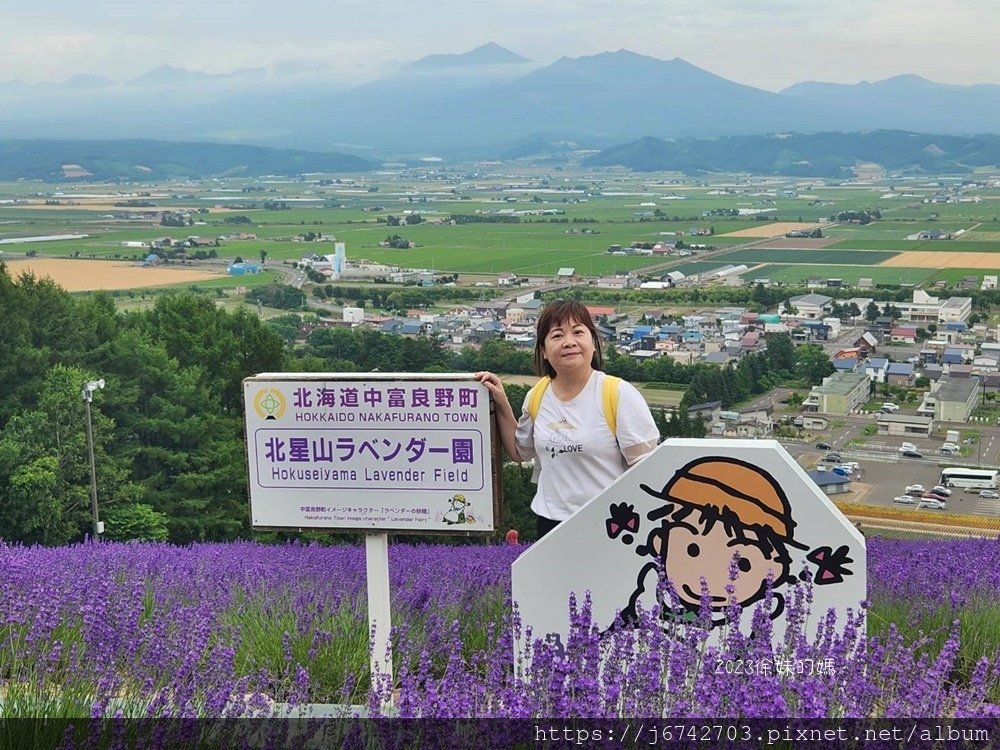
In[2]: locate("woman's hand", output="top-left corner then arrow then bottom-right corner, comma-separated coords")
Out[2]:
474,371 -> 510,408
474,371 -> 521,462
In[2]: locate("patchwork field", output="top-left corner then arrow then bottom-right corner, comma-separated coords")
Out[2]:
3,258 -> 227,291
711,248 -> 898,265
755,237 -> 841,249
719,222 -> 826,238
880,252 -> 1000,269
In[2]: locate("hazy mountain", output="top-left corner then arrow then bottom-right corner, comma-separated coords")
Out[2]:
0,139 -> 377,181
4,47 -> 1000,158
405,42 -> 530,71
778,75 -> 1000,134
583,130 -> 1000,176
62,74 -> 117,89
272,49 -> 812,154
126,65 -> 268,87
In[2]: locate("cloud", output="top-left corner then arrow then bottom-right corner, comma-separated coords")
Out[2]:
0,0 -> 996,89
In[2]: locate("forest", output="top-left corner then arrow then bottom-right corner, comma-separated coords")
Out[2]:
0,269 -> 816,546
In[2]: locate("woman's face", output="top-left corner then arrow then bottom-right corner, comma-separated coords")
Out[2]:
541,317 -> 595,377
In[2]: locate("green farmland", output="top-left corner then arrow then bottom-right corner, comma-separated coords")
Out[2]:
710,248 -> 899,265
752,264 -> 936,286
829,238 -> 1000,252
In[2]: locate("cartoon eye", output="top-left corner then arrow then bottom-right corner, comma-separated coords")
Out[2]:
687,543 -> 700,558
738,558 -> 752,573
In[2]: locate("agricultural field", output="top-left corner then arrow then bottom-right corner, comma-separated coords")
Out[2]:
753,264 -> 937,286
708,247 -> 899,265
4,168 -> 1000,293
2,258 -> 228,291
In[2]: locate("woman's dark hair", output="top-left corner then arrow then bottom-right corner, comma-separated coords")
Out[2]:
532,299 -> 604,378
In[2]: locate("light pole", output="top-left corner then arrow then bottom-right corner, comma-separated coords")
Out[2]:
82,379 -> 105,538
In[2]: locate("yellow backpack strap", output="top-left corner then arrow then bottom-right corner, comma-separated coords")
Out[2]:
603,376 -> 622,437
526,376 -> 551,420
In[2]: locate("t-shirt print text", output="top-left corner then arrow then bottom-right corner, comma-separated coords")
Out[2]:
545,418 -> 584,458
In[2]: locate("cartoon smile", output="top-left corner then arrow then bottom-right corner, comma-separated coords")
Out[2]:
681,584 -> 727,604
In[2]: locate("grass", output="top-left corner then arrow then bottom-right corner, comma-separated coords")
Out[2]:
710,248 -> 899,265
753,264 -> 934,285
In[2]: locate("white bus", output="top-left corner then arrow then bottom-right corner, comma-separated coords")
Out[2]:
940,467 -> 999,490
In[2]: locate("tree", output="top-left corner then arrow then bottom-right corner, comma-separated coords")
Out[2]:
764,333 -> 795,375
794,344 -> 835,385
865,301 -> 880,323
0,365 -> 141,545
259,249 -> 268,264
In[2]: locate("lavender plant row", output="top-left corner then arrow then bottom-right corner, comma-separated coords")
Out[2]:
0,537 -> 997,720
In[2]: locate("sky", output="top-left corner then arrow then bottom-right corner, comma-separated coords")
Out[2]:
4,0 -> 1000,91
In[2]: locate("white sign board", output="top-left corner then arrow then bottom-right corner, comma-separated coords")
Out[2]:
243,373 -> 499,533
512,439 -> 866,646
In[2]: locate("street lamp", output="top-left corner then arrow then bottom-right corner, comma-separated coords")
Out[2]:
82,379 -> 105,538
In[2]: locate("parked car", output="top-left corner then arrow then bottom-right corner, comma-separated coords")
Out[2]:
832,466 -> 852,477
918,498 -> 947,510
905,484 -> 926,495
882,403 -> 900,412
979,490 -> 1000,499
823,453 -> 842,462
930,486 -> 952,497
816,442 -> 832,450
892,495 -> 916,504
900,450 -> 923,458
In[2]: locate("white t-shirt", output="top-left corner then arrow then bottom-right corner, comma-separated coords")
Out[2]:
515,371 -> 660,521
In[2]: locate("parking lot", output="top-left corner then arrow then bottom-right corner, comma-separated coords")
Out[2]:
780,428 -> 1000,521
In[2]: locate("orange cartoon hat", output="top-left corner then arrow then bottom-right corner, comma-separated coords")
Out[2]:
640,457 -> 795,538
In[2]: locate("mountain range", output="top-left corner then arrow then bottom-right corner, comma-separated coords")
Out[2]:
4,45 -> 1000,160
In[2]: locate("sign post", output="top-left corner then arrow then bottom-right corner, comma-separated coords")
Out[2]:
243,373 -> 501,705
365,532 -> 393,698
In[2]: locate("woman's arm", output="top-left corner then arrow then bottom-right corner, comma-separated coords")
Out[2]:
474,371 -> 524,463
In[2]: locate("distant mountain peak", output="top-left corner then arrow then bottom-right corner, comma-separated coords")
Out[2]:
407,43 -> 530,71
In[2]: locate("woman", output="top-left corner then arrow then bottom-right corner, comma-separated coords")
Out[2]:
476,299 -> 660,539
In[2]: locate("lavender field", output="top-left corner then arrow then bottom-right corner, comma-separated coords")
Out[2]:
1,537 -> 998,725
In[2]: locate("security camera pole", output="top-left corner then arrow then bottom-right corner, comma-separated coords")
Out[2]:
82,379 -> 105,538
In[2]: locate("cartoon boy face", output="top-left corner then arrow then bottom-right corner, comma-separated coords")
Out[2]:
660,515 -> 786,612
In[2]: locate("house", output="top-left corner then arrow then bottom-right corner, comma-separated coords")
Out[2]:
886,362 -> 915,386
890,327 -> 918,344
854,331 -> 879,353
787,293 -> 834,319
875,413 -> 934,438
833,358 -> 858,372
919,375 -> 979,423
807,470 -> 852,496
687,401 -> 722,424
805,371 -> 869,415
864,357 -> 889,382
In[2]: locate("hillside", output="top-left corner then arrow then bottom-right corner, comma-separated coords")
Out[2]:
0,139 -> 377,181
582,131 -> 1000,176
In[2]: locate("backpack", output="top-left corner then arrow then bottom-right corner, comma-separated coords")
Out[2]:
525,375 -> 622,436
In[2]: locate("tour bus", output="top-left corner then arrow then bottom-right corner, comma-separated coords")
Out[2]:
939,467 -> 1000,490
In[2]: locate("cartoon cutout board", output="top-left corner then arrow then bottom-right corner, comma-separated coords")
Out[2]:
511,439 -> 866,648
